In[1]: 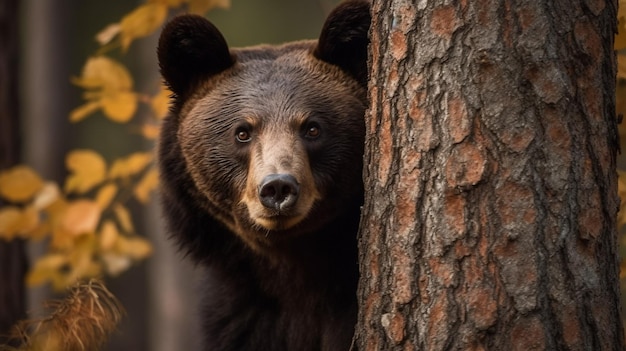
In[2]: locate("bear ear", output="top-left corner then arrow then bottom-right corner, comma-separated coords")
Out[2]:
314,0 -> 371,86
157,14 -> 234,100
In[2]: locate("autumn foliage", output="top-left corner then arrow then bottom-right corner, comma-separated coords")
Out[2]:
0,0 -> 229,291
1,0 -> 626,340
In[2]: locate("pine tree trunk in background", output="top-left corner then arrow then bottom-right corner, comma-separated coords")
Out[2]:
0,0 -> 27,344
356,0 -> 623,349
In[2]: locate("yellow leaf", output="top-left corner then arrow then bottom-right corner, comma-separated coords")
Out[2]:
26,254 -> 68,287
96,23 -> 121,46
108,152 -> 153,179
115,235 -> 152,260
51,226 -> 74,249
151,85 -> 171,119
141,124 -> 161,140
70,56 -> 137,123
69,100 -> 102,123
29,221 -> 51,241
96,183 -> 118,210
45,197 -> 68,225
0,206 -> 38,240
46,199 -> 72,248
16,206 -> 40,239
73,56 -> 133,91
49,232 -> 99,288
66,235 -> 101,285
619,170 -> 626,195
119,3 -> 168,51
32,182 -> 61,210
0,206 -> 21,240
617,26 -> 626,51
618,2 -> 626,50
82,90 -> 103,100
100,220 -> 119,251
101,91 -> 137,123
187,0 -> 230,14
61,200 -> 101,237
618,54 -> 626,80
102,253 -> 132,276
102,234 -> 153,276
134,167 -> 159,203
114,204 -> 134,234
0,165 -> 44,203
65,150 -> 107,194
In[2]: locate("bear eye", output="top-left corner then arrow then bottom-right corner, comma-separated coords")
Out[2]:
235,127 -> 252,143
304,122 -> 321,139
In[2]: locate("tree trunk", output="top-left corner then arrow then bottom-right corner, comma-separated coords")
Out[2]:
356,0 -> 623,350
0,0 -> 27,345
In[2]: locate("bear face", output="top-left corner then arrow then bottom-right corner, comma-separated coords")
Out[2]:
177,49 -> 366,253
158,1 -> 370,255
157,1 -> 370,350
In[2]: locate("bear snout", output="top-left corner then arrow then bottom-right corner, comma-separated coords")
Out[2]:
258,174 -> 300,211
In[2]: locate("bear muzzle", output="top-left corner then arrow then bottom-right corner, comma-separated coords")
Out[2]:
258,174 -> 300,211
246,171 -> 317,232
242,137 -> 320,232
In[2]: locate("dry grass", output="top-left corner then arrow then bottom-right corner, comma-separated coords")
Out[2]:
2,279 -> 124,351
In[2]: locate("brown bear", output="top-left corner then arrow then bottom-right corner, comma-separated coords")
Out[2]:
157,1 -> 370,350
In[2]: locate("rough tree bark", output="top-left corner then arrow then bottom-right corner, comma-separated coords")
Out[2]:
0,0 -> 27,345
356,0 -> 623,350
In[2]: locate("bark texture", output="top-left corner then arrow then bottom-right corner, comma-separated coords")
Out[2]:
356,0 -> 623,350
0,0 -> 27,344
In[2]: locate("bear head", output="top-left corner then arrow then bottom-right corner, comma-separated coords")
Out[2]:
157,1 -> 370,255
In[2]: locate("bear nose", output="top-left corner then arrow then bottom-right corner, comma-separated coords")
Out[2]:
258,174 -> 299,211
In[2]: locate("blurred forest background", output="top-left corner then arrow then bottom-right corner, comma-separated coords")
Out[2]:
1,0 -> 626,350
1,0 -> 341,350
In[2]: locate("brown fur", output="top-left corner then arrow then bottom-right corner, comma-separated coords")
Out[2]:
157,1 -> 370,350
177,42 -> 366,252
